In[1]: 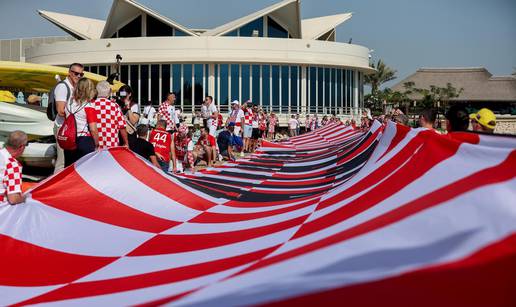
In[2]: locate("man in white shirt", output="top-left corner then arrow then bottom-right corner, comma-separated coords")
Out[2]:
288,115 -> 298,137
53,63 -> 84,173
205,96 -> 219,137
200,100 -> 209,128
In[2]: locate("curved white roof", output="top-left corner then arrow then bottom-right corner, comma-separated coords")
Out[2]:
38,10 -> 105,40
38,0 -> 354,42
302,13 -> 353,40
101,0 -> 197,38
201,0 -> 301,38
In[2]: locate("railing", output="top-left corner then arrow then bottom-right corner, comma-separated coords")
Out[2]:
166,104 -> 362,117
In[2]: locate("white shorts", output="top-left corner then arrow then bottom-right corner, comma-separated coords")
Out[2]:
243,125 -> 253,138
234,126 -> 242,136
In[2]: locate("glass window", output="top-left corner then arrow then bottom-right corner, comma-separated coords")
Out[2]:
99,66 -> 107,77
241,64 -> 250,102
317,67 -> 323,112
130,65 -> 139,101
215,64 -> 219,104
172,64 -> 181,101
121,65 -> 129,85
174,29 -> 188,36
262,65 -> 270,110
183,64 -> 192,109
281,66 -> 289,110
161,64 -> 170,103
147,15 -> 173,36
324,68 -> 330,109
347,70 -> 351,108
309,67 -> 316,112
239,17 -> 263,37
331,68 -> 336,112
231,64 -> 239,102
290,66 -> 298,112
350,71 -> 356,106
205,64 -> 209,98
220,64 -> 229,106
194,64 -> 204,107
118,15 -> 142,38
150,64 -> 159,103
268,17 -> 288,38
140,65 -> 149,104
252,65 -> 260,105
337,69 -> 342,110
90,66 -> 98,74
272,65 -> 280,111
224,30 -> 238,37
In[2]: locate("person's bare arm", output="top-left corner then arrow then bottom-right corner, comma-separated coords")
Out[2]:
89,122 -> 100,149
150,155 -> 161,168
56,100 -> 66,117
127,110 -> 140,126
170,135 -> 177,172
119,128 -> 129,147
7,193 -> 25,205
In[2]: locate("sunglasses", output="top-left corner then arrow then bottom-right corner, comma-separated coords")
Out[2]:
70,70 -> 84,77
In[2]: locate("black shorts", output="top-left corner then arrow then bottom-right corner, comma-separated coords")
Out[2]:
252,128 -> 260,140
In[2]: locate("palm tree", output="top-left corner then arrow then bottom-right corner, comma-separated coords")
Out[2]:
364,59 -> 398,94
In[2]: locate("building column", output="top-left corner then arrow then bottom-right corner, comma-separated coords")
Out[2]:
208,63 -> 215,104
300,65 -> 307,114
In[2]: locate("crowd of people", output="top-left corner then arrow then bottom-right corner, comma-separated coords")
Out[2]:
0,62 -> 504,205
358,105 -> 498,136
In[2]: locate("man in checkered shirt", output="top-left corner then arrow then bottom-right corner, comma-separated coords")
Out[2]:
93,81 -> 129,149
1,131 -> 27,205
158,92 -> 179,132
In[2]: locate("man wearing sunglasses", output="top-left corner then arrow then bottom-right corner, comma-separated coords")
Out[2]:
53,63 -> 84,173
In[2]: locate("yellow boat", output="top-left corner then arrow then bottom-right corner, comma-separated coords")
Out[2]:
0,60 -> 124,93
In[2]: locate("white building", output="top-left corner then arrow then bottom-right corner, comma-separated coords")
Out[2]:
2,0 -> 373,117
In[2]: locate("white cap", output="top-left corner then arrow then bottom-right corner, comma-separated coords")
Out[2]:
231,100 -> 240,105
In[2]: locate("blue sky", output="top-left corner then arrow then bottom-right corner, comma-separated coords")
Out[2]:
1,0 -> 515,87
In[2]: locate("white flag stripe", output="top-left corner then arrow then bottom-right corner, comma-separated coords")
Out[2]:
0,198 -> 153,256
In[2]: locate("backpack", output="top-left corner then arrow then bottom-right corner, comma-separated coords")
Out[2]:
56,102 -> 86,151
47,81 -> 71,121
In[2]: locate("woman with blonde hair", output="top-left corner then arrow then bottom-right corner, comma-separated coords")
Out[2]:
63,78 -> 99,166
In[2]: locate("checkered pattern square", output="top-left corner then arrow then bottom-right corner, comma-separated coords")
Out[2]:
1,155 -> 22,203
93,98 -> 127,149
244,109 -> 253,126
158,103 -> 174,131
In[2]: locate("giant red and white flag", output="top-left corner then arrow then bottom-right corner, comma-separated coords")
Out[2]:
1,121 -> 515,306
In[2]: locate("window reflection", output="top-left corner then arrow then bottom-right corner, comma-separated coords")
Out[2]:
262,65 -> 270,110
231,64 -> 239,102
281,66 -> 289,109
183,64 -> 192,109
140,64 -> 149,104
272,65 -> 280,111
241,64 -> 250,102
220,64 -> 229,106
194,64 -> 204,107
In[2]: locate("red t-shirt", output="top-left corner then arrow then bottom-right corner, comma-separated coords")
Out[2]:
197,134 -> 216,147
149,128 -> 172,162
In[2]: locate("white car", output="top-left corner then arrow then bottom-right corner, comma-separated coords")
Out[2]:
0,101 -> 56,168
